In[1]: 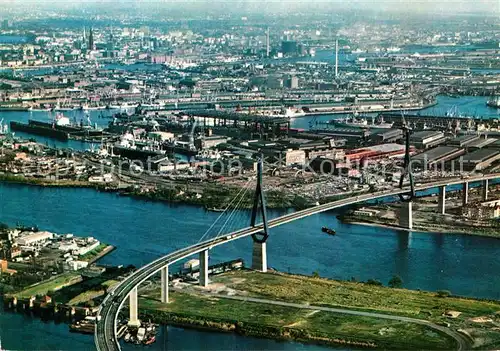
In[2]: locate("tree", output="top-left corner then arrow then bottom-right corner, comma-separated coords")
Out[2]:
0,223 -> 9,232
436,290 -> 451,298
388,275 -> 403,288
312,271 -> 320,278
366,279 -> 383,286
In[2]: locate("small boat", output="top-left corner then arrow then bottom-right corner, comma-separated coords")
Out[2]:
321,227 -> 336,235
144,336 -> 156,345
206,207 -> 225,212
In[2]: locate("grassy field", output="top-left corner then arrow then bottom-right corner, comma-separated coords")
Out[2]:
13,272 -> 82,299
213,271 -> 500,322
66,279 -> 119,305
210,271 -> 500,348
139,290 -> 456,349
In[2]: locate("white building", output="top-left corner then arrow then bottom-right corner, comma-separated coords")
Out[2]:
16,231 -> 54,246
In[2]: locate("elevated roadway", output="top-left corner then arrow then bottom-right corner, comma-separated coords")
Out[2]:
95,173 -> 499,351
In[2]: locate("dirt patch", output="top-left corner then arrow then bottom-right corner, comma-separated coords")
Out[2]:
469,316 -> 493,323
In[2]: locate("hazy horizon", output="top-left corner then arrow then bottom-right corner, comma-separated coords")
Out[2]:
0,0 -> 498,16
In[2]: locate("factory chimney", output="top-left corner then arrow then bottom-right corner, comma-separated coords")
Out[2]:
266,27 -> 270,58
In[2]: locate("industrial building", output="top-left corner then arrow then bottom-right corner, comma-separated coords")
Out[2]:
373,129 -> 403,143
412,146 -> 465,170
457,149 -> 500,171
464,137 -> 498,150
410,130 -> 446,149
448,134 -> 479,147
15,231 -> 54,246
346,144 -> 408,162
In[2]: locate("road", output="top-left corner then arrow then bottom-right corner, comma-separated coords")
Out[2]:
95,172 -> 498,351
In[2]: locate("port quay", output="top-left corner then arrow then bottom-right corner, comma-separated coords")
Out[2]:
1,4 -> 500,351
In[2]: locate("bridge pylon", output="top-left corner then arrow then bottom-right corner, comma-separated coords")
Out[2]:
251,155 -> 269,272
398,113 -> 415,230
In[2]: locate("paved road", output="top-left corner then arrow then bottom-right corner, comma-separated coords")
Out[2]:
208,294 -> 471,351
95,173 -> 498,351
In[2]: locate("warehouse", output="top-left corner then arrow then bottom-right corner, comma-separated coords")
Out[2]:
412,146 -> 464,170
410,131 -> 446,149
456,149 -> 500,171
16,231 -> 54,246
373,129 -> 403,143
448,134 -> 479,147
464,137 -> 498,150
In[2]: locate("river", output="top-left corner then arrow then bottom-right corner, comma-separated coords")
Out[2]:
2,182 -> 500,349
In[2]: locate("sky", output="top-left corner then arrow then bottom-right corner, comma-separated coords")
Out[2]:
0,0 -> 498,15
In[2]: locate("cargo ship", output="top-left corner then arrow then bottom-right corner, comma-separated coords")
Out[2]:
10,120 -> 69,141
332,115 -> 393,129
10,114 -> 105,141
30,114 -> 105,137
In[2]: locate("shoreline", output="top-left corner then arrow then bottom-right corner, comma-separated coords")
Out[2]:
138,310 -> 378,349
339,217 -> 500,239
85,245 -> 116,265
0,174 -> 314,210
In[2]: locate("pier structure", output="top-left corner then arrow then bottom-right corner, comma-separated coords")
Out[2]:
482,179 -> 489,201
463,182 -> 469,206
199,250 -> 209,286
128,287 -> 140,327
399,201 -> 413,230
438,185 -> 446,214
160,266 -> 169,303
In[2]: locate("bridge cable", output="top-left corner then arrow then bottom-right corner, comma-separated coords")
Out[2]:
213,181 -> 252,240
196,178 -> 252,244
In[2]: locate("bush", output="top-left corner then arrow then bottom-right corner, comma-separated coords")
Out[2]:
388,275 -> 403,288
436,290 -> 451,298
366,279 -> 383,286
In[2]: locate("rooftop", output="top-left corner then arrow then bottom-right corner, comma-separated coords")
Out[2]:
461,149 -> 500,163
413,146 -> 461,162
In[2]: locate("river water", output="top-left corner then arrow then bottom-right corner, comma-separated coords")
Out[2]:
2,182 -> 500,350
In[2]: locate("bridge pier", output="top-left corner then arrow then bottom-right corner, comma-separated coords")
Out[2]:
128,286 -> 141,327
462,182 -> 469,206
438,185 -> 446,215
161,266 -> 169,303
199,250 -> 209,287
399,201 -> 413,230
482,179 -> 489,201
251,241 -> 267,272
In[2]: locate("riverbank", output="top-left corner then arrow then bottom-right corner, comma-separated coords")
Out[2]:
0,173 -> 95,188
137,270 -> 500,349
337,187 -> 500,239
0,171 -> 316,210
339,216 -> 500,238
